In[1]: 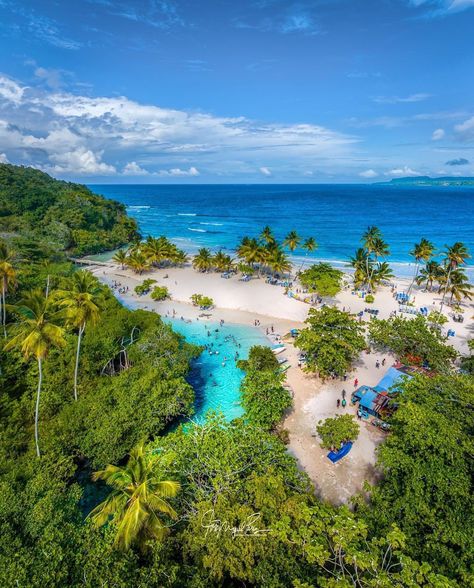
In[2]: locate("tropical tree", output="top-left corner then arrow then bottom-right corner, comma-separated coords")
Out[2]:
113,248 -> 128,270
317,414 -> 360,450
213,250 -> 233,272
440,242 -> 470,312
349,247 -> 372,288
56,270 -> 104,401
0,241 -> 17,338
370,261 -> 395,290
89,444 -> 180,551
299,236 -> 317,272
361,226 -> 381,284
266,247 -> 291,276
283,230 -> 301,253
408,238 -> 435,294
439,268 -> 472,303
126,250 -> 150,275
4,290 -> 66,456
236,237 -> 262,270
192,248 -> 213,272
416,260 -> 442,291
260,225 -> 275,245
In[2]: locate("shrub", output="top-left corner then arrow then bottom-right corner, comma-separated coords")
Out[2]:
150,285 -> 169,301
134,278 -> 157,295
365,294 -> 375,303
190,293 -> 214,308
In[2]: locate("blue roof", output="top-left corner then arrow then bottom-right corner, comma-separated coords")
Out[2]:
376,367 -> 412,392
359,388 -> 378,410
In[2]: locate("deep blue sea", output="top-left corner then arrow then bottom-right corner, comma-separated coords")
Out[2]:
90,184 -> 474,279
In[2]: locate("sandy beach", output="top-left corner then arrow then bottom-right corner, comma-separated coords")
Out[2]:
86,260 -> 473,504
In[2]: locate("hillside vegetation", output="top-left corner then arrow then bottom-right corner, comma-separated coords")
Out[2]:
0,163 -> 139,255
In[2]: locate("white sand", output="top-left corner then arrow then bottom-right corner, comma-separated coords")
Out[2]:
87,261 -> 473,504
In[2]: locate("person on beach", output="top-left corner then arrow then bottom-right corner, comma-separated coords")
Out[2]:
354,378 -> 358,387
375,360 -> 380,369
337,399 -> 340,408
342,389 -> 346,399
342,398 -> 347,408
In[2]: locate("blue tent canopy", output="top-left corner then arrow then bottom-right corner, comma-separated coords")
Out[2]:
376,367 -> 412,392
359,389 -> 378,411
327,441 -> 353,463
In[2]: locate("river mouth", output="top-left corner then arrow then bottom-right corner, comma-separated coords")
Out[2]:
165,318 -> 271,422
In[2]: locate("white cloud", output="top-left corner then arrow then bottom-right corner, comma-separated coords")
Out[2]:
432,128 -> 445,140
359,169 -> 378,178
454,116 -> 474,142
158,167 -> 200,177
0,74 -> 358,179
407,0 -> 474,16
259,166 -> 272,176
384,166 -> 422,177
373,93 -> 431,104
123,161 -> 150,175
0,153 -> 9,163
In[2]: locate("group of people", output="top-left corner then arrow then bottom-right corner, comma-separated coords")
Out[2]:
110,280 -> 129,295
336,389 -> 347,408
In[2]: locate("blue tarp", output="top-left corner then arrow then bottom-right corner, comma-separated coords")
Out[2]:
359,389 -> 378,411
376,367 -> 412,392
327,441 -> 353,463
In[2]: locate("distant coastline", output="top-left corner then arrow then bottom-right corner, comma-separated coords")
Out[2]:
375,176 -> 474,187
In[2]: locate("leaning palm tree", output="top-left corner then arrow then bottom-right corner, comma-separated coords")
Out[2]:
439,242 -> 471,313
0,242 -> 17,337
89,444 -> 180,551
370,261 -> 395,291
416,260 -> 441,291
260,226 -> 275,245
299,237 -> 318,272
5,290 -> 66,456
407,238 -> 435,295
56,271 -> 104,401
439,267 -> 472,303
192,248 -> 213,272
113,249 -> 128,270
283,230 -> 301,253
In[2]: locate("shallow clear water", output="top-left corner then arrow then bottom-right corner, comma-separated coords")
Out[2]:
164,318 -> 270,421
90,183 -> 474,279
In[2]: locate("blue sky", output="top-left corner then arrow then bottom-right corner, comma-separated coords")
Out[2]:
0,0 -> 473,183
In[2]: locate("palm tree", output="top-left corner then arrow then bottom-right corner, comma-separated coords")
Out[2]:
266,247 -> 291,277
416,260 -> 441,291
371,262 -> 395,290
89,444 -> 180,551
126,251 -> 151,275
361,226 -> 382,289
236,237 -> 261,269
0,241 -> 16,337
260,226 -> 275,245
439,267 -> 472,303
367,236 -> 390,291
5,290 -> 66,456
440,242 -> 471,312
407,238 -> 435,295
299,237 -> 317,272
349,248 -> 371,288
113,249 -> 128,270
283,230 -> 301,253
192,248 -> 213,272
213,250 -> 233,272
56,271 -> 104,401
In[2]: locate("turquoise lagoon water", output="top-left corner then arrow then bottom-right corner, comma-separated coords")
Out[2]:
90,184 -> 474,280
165,318 -> 270,422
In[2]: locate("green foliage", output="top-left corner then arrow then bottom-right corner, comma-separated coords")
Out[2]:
237,344 -> 279,372
296,307 -> 366,378
150,285 -> 169,301
363,374 -> 474,581
241,370 -> 292,430
0,163 -> 140,255
365,293 -> 375,303
134,278 -> 157,295
368,315 -> 457,371
299,263 -> 342,297
316,414 -> 360,449
190,293 -> 213,308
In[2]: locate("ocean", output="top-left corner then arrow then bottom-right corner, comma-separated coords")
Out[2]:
90,184 -> 474,279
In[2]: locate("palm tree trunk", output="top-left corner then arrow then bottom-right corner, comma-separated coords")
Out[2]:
35,358 -> 43,457
439,265 -> 453,315
45,274 -> 50,298
74,324 -> 85,401
407,261 -> 420,295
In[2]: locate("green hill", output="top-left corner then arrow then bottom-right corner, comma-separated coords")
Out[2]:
377,175 -> 474,187
0,164 -> 139,255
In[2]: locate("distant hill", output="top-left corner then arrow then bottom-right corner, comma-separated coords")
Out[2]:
376,176 -> 474,187
0,164 -> 140,255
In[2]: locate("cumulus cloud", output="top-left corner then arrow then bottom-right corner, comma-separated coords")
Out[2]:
406,0 -> 474,17
445,157 -> 469,166
157,167 -> 200,177
359,169 -> 378,178
0,153 -> 9,163
0,74 -> 358,179
384,166 -> 422,177
259,166 -> 272,176
454,116 -> 474,142
432,128 -> 445,140
123,161 -> 150,175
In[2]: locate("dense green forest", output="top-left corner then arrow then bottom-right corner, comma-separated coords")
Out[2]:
0,163 -> 139,255
0,165 -> 472,587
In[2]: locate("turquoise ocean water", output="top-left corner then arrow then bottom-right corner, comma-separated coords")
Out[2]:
90,183 -> 474,280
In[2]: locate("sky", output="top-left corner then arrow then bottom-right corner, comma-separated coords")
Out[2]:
0,0 -> 473,183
